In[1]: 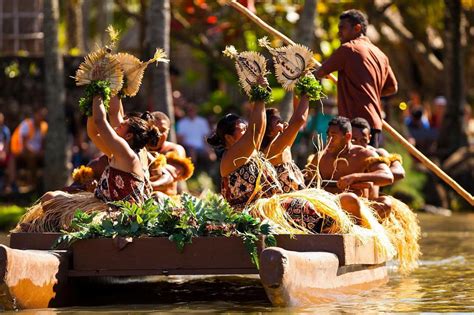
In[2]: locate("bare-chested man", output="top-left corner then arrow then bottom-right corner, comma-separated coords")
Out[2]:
148,111 -> 190,196
150,112 -> 186,157
351,117 -> 405,218
305,116 -> 394,220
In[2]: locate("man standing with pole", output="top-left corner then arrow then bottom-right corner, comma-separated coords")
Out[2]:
315,9 -> 398,148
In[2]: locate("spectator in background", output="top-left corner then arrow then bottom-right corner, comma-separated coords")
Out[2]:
404,91 -> 430,129
405,107 -> 430,130
307,98 -> 337,146
172,90 -> 187,122
406,107 -> 436,154
465,105 -> 474,146
0,112 -> 11,193
8,108 -> 48,191
430,96 -> 447,130
177,104 -> 213,168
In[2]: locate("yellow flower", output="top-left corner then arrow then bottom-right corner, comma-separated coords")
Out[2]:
72,165 -> 95,184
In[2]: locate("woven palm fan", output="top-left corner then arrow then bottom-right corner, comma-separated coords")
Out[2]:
116,49 -> 169,97
223,45 -> 269,97
259,37 -> 315,91
75,47 -> 124,96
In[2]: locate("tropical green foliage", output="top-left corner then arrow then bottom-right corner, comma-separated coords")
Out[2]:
78,80 -> 112,116
0,205 -> 26,230
54,193 -> 276,267
295,74 -> 324,101
249,85 -> 273,103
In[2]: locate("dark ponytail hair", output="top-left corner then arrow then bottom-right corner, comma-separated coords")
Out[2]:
207,113 -> 245,158
261,107 -> 281,149
126,114 -> 161,151
145,126 -> 160,148
140,111 -> 153,122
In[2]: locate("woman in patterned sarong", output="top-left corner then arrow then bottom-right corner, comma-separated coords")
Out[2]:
261,94 -> 310,192
84,95 -> 160,203
259,94 -> 333,232
207,94 -> 331,233
207,99 -> 278,212
14,95 -> 160,232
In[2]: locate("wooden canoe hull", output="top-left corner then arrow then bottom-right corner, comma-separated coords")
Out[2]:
260,247 -> 388,306
0,245 -> 71,310
1,233 -> 389,309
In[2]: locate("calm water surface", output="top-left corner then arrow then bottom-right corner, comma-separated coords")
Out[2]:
4,213 -> 474,313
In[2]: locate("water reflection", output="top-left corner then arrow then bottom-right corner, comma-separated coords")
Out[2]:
6,213 -> 474,313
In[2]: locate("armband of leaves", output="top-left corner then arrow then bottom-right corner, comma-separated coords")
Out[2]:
295,74 -> 323,101
250,85 -> 272,103
78,80 -> 112,116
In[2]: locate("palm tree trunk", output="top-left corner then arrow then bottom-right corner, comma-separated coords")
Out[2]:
437,0 -> 467,159
82,0 -> 90,51
280,0 -> 317,120
148,0 -> 175,141
98,0 -> 113,46
43,0 -> 68,191
296,0 -> 317,48
66,0 -> 84,52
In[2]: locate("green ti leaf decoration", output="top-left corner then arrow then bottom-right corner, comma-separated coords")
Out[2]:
295,74 -> 323,101
78,80 -> 112,116
53,193 -> 276,267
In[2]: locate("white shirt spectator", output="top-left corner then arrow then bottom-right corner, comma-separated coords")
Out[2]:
177,116 -> 210,150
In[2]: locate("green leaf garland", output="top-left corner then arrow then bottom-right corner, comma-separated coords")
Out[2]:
78,80 -> 112,116
53,193 -> 276,267
249,84 -> 272,103
295,74 -> 323,101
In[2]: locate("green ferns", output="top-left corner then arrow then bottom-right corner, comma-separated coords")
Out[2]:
249,85 -> 272,103
78,80 -> 112,116
295,74 -> 323,101
54,193 -> 276,267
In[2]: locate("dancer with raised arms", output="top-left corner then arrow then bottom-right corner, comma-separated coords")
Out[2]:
259,39 -> 324,193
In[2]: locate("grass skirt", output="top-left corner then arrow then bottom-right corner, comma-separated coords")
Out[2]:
381,196 -> 421,274
248,188 -> 396,260
12,191 -> 109,233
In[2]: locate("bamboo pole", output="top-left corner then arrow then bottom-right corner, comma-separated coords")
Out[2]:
382,122 -> 473,206
225,0 -> 474,206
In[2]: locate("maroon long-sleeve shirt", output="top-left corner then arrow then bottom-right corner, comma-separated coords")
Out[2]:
316,36 -> 398,130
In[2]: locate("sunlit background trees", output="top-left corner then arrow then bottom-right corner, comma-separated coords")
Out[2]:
0,0 -> 472,210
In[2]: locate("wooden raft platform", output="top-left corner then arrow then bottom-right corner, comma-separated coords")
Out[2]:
1,233 -> 388,309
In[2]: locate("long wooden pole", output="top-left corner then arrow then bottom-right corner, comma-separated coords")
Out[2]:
225,0 -> 474,206
382,122 -> 473,206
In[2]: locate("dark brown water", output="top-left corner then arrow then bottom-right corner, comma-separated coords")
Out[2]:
3,213 -> 474,313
